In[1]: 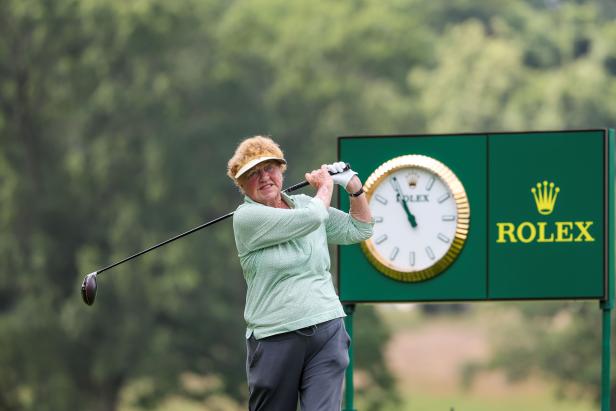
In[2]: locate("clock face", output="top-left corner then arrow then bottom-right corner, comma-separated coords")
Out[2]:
361,155 -> 470,282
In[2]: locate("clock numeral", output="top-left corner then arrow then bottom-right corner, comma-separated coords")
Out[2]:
375,194 -> 388,205
389,177 -> 402,192
409,251 -> 415,267
375,234 -> 388,245
437,193 -> 450,204
374,216 -> 384,223
437,233 -> 450,243
425,246 -> 435,260
389,247 -> 399,261
426,176 -> 436,191
442,215 -> 456,221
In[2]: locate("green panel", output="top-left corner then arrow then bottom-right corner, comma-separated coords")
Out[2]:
488,131 -> 605,299
338,135 -> 487,302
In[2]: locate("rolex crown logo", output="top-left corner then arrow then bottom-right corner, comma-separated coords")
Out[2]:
531,181 -> 560,215
406,171 -> 420,189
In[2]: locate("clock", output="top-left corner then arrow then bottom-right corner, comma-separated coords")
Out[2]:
360,155 -> 470,282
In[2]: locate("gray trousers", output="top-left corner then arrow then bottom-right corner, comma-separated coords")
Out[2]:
245,318 -> 350,411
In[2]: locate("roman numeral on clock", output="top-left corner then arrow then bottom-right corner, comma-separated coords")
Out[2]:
426,246 -> 435,260
375,195 -> 388,205
426,176 -> 436,191
437,233 -> 450,243
438,193 -> 450,203
375,234 -> 388,245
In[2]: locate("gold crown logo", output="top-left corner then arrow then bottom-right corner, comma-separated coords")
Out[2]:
406,171 -> 420,188
531,181 -> 560,215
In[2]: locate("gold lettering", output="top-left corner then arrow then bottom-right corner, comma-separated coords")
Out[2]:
496,223 -> 517,243
537,222 -> 554,243
517,222 -> 536,243
495,221 -> 595,243
555,222 -> 573,242
574,221 -> 595,242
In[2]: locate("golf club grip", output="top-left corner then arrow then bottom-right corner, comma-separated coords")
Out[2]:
284,163 -> 351,193
94,162 -> 351,275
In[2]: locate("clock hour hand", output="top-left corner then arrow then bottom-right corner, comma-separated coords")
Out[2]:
400,198 -> 417,228
391,177 -> 417,228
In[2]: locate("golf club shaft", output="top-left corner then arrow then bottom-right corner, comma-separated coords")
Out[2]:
94,164 -> 350,276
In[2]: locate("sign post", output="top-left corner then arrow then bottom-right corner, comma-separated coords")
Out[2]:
338,129 -> 614,411
601,300 -> 612,411
343,304 -> 356,411
601,129 -> 615,411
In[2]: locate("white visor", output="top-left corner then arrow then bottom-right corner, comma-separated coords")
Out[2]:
234,156 -> 287,179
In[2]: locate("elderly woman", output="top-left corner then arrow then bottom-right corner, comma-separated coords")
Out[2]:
227,136 -> 373,411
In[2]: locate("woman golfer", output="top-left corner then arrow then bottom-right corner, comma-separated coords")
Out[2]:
227,136 -> 373,411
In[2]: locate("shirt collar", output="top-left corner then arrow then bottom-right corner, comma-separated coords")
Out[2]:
243,192 -> 295,208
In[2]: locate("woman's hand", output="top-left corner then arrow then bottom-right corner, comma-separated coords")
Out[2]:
305,165 -> 334,208
305,165 -> 334,190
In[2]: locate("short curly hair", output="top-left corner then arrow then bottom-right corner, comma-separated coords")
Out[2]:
227,135 -> 287,188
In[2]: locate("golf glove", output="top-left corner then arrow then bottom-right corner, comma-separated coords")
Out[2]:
327,161 -> 357,192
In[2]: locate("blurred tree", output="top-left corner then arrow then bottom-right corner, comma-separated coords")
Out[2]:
0,0 -> 248,410
353,304 -> 400,410
0,0 -> 408,409
409,1 -> 616,133
214,0 -> 432,176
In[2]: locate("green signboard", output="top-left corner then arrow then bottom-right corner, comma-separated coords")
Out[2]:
489,131 -> 605,299
337,129 -> 613,303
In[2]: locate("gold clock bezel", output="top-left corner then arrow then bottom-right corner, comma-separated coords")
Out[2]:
360,154 -> 470,282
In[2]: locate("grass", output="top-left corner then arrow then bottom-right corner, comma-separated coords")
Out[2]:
372,302 -> 597,411
377,391 -> 595,411
120,303 -> 599,410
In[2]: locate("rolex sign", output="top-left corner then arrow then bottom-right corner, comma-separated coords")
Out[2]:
338,129 -> 613,303
488,131 -> 606,300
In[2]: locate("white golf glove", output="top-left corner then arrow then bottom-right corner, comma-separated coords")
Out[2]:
326,161 -> 357,192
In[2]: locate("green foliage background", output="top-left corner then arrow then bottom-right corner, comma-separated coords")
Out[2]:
0,0 -> 615,410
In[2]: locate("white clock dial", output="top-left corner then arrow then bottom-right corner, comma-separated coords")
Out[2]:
360,155 -> 470,282
369,168 -> 457,272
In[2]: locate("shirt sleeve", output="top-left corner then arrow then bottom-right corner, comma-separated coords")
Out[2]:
233,197 -> 329,255
325,207 -> 374,245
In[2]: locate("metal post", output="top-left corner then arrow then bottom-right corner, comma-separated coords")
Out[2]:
343,304 -> 357,411
603,129 -> 615,411
601,300 -> 612,411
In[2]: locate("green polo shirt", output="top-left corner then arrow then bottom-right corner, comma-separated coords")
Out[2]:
233,192 -> 373,339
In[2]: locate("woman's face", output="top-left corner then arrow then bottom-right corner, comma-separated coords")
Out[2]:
240,161 -> 284,205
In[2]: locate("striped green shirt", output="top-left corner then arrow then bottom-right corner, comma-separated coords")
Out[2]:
233,192 -> 374,339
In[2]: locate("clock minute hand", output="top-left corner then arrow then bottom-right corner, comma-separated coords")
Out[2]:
391,177 -> 418,228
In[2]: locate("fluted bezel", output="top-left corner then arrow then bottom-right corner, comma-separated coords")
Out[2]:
360,155 -> 470,282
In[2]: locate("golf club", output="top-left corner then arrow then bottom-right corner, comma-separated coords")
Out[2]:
81,163 -> 351,306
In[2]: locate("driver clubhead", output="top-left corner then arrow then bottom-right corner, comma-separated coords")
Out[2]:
81,272 -> 97,306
